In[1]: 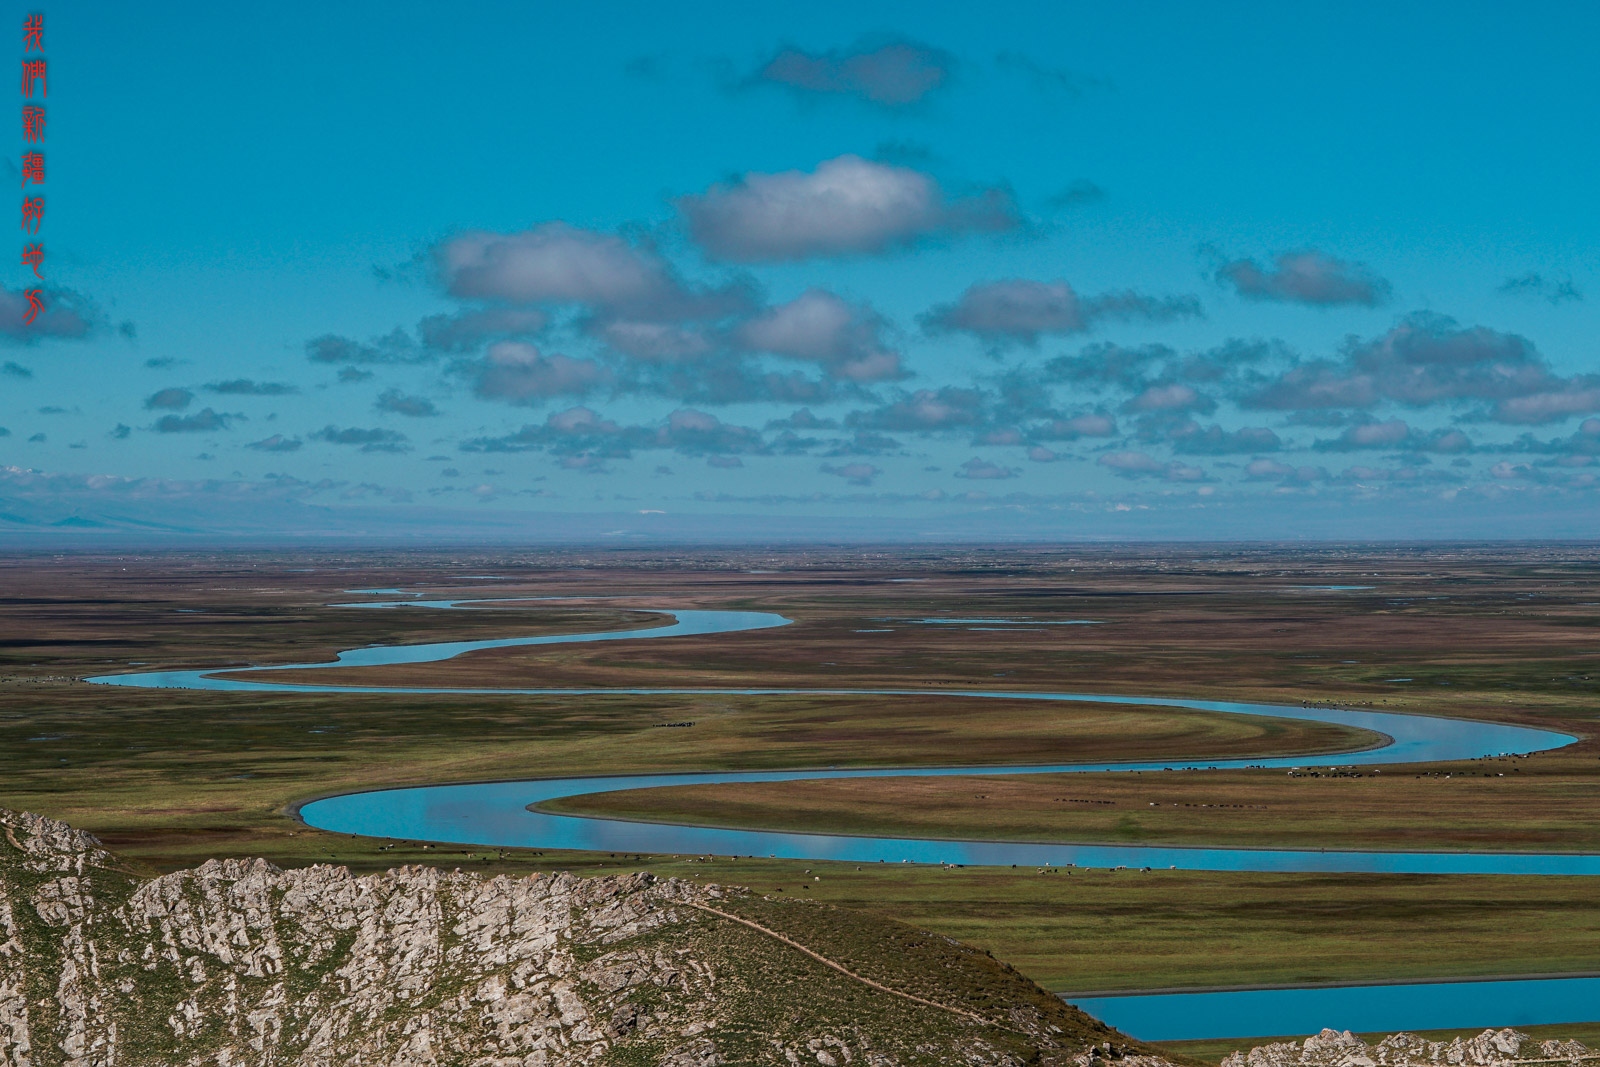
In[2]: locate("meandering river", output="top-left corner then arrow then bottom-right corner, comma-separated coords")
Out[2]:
87,597 -> 1582,873
84,595 -> 1598,1039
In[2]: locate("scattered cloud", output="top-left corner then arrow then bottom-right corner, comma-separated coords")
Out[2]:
1098,450 -> 1207,482
1168,422 -> 1282,454
153,408 -> 235,433
954,457 -> 1018,480
437,222 -> 752,320
848,387 -> 985,431
1046,179 -> 1106,207
310,425 -> 410,453
143,387 -> 194,411
0,287 -> 95,343
305,330 -> 421,365
1243,458 -> 1328,484
767,408 -> 838,431
1217,250 -> 1391,307
417,307 -> 549,352
923,279 -> 1200,345
589,321 -> 713,362
206,379 -> 299,396
1491,386 -> 1600,425
993,52 -> 1108,97
732,288 -> 904,381
375,389 -> 440,417
459,341 -> 612,404
1498,272 -> 1581,305
1122,382 -> 1215,415
749,37 -> 955,108
246,434 -> 303,452
679,154 -> 1021,262
1239,313 -> 1568,421
820,461 -> 880,485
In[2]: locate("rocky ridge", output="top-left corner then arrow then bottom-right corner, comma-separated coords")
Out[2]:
1226,1027 -> 1598,1067
0,808 -> 1170,1066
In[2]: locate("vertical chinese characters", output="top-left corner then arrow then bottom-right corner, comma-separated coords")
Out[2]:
20,11 -> 43,323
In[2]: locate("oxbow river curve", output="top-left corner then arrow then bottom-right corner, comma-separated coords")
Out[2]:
85,594 -> 1591,876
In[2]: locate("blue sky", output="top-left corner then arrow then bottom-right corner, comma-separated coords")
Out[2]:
4,1 -> 1599,539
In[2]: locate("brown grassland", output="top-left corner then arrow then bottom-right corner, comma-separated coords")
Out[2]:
2,542 -> 1599,1050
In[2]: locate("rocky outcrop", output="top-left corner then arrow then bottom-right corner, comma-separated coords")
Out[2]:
0,808 -> 1161,1066
1224,1027 -> 1598,1067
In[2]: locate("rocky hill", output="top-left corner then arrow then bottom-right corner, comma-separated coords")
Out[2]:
1225,1027 -> 1598,1067
0,807 -> 1176,1066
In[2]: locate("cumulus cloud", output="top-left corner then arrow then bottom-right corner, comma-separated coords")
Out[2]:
1239,313 -> 1565,419
461,406 -> 631,456
732,289 -> 904,381
207,379 -> 298,396
590,321 -> 714,362
1498,272 -> 1581,305
660,408 -> 767,456
1322,419 -> 1411,449
848,387 -> 985,431
630,359 -> 852,407
0,287 -> 95,343
1241,361 -> 1379,410
375,389 -> 440,417
1217,250 -> 1391,307
750,37 -> 954,107
1243,458 -> 1328,484
922,279 -> 1200,345
1503,418 -> 1600,457
417,307 -> 549,352
1314,419 -> 1474,452
679,155 -> 1020,262
143,387 -> 194,411
1491,386 -> 1600,425
153,408 -> 234,433
954,457 -> 1018,480
1169,423 -> 1282,454
310,426 -> 409,453
1098,450 -> 1207,482
1035,412 -> 1119,440
820,430 -> 901,457
246,434 -> 303,452
437,222 -> 752,320
1122,383 -> 1215,415
460,341 -> 611,404
461,406 -> 766,460
305,330 -> 421,365
767,408 -> 839,431
820,461 -> 880,485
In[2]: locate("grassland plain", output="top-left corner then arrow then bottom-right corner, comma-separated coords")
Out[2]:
3,544 -> 1600,1009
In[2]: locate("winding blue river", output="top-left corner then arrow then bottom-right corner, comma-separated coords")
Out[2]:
82,595 -> 1600,1038
85,597 -> 1586,875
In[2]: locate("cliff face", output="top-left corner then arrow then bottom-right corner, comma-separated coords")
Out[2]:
0,808 -> 1163,1067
